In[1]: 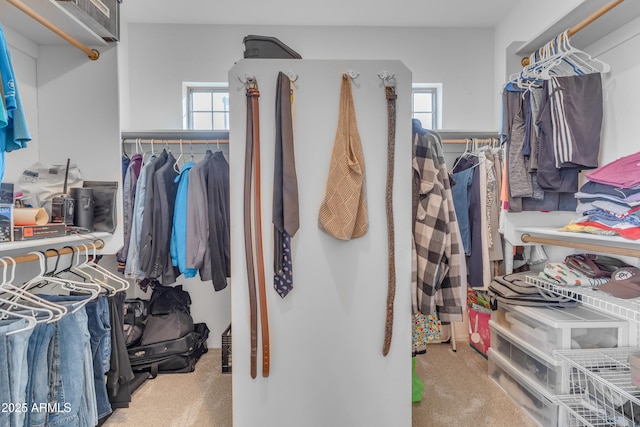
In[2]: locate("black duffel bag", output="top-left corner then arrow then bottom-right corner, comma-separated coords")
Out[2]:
488,272 -> 578,309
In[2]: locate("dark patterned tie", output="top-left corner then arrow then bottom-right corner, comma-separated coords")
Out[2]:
274,232 -> 294,298
273,72 -> 299,298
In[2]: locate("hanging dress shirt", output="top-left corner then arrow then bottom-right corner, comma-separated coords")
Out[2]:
171,161 -> 198,279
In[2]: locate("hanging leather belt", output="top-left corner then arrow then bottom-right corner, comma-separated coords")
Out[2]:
243,80 -> 259,379
382,84 -> 397,356
243,78 -> 270,378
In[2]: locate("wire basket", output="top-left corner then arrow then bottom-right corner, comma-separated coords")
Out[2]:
555,348 -> 640,426
222,323 -> 232,374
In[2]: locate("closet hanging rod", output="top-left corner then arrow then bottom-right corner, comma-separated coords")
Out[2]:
6,0 -> 100,61
520,233 -> 640,258
520,0 -> 624,66
1,239 -> 104,267
121,130 -> 229,141
441,138 -> 498,145
123,138 -> 229,145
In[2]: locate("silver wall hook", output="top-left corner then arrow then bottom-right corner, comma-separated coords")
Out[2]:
377,71 -> 396,86
345,70 -> 359,80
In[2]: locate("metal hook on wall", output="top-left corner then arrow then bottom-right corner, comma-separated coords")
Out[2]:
377,71 -> 396,87
286,71 -> 298,82
345,71 -> 359,80
238,73 -> 257,88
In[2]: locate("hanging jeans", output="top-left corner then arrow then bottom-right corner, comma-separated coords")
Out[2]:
0,318 -> 33,427
24,321 -> 56,427
84,295 -> 112,419
36,296 -> 96,427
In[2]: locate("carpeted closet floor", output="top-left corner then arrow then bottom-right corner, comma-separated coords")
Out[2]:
102,345 -> 536,427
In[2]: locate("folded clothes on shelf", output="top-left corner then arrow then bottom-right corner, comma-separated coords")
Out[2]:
539,263 -> 610,287
584,151 -> 640,189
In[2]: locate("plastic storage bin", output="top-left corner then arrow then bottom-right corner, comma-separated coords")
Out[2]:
488,348 -> 559,427
490,320 -> 566,395
491,303 -> 632,354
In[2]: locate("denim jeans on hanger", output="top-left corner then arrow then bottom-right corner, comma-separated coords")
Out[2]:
38,295 -> 97,427
24,321 -> 56,427
84,295 -> 112,419
450,167 -> 474,255
0,318 -> 34,427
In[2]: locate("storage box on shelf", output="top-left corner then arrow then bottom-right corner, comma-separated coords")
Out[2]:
490,320 -> 567,395
492,302 -> 634,354
488,348 -> 559,427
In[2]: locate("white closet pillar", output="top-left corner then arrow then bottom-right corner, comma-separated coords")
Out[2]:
229,59 -> 413,427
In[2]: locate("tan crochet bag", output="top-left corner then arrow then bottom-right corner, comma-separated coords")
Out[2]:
318,74 -> 368,240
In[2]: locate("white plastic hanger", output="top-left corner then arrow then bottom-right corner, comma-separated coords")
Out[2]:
1,256 -> 65,322
173,139 -> 184,174
0,257 -> 60,323
21,252 -> 99,313
71,244 -> 118,295
81,244 -> 130,293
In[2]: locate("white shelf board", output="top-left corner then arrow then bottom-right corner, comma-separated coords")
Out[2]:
0,231 -> 111,254
516,0 -> 640,56
0,0 -> 107,46
517,226 -> 640,251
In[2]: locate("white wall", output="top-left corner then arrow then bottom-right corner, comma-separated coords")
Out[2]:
229,59 -> 412,427
126,23 -> 495,131
4,27 -> 40,183
587,15 -> 640,164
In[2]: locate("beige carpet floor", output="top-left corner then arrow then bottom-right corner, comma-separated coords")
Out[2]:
102,345 -> 537,427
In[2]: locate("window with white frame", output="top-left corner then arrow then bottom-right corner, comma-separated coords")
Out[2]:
185,85 -> 230,130
412,84 -> 442,130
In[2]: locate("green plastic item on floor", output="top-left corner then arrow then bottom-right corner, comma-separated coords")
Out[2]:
412,356 -> 424,403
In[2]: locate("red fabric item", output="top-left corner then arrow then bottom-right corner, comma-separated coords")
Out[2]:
578,221 -> 640,240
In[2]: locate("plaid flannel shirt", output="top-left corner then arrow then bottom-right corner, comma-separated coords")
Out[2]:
412,131 -> 464,323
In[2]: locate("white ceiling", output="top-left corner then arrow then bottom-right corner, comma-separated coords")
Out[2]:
122,0 -> 519,28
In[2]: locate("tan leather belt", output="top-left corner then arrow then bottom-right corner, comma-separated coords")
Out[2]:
382,85 -> 397,356
244,78 -> 270,378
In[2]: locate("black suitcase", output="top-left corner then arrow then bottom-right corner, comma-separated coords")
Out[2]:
127,323 -> 210,378
243,35 -> 301,59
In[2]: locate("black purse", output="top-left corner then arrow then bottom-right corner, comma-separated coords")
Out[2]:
83,181 -> 118,233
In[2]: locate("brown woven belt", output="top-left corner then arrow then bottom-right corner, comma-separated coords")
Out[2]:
382,84 -> 397,356
243,78 -> 270,378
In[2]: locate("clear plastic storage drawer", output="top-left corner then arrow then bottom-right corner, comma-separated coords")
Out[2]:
488,348 -> 558,427
490,320 -> 566,395
491,302 -> 632,354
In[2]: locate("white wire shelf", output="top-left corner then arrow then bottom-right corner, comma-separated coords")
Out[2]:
554,348 -> 640,427
526,275 -> 640,325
